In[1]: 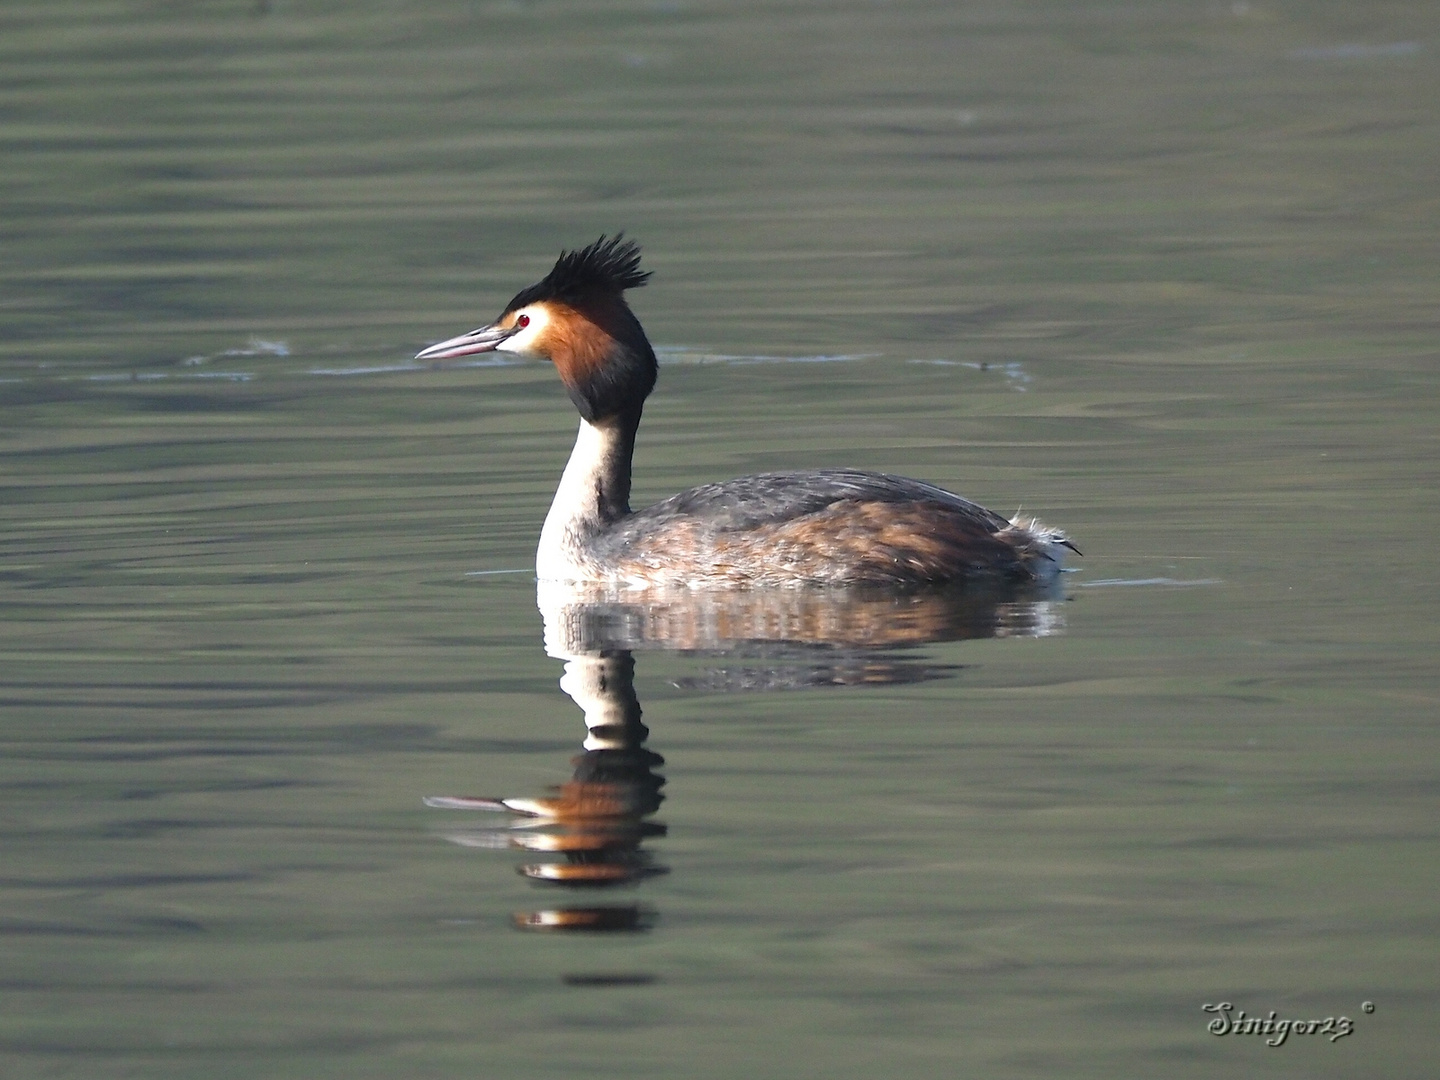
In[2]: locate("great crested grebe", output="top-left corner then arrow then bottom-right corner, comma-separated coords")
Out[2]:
416,236 -> 1075,588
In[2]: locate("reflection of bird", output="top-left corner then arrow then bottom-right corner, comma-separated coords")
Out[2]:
417,236 -> 1076,587
426,649 -> 668,907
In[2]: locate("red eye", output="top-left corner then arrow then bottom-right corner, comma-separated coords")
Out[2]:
515,314 -> 530,329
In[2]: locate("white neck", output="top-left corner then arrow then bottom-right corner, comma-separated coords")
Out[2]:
536,417 -> 635,581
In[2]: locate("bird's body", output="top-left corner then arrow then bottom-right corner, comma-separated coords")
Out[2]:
416,236 -> 1074,588
564,468 -> 1060,588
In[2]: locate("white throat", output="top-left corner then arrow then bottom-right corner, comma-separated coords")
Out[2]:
536,417 -> 633,581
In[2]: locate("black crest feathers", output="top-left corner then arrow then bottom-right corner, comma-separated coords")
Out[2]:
505,234 -> 650,313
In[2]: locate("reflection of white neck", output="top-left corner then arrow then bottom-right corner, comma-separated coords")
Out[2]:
558,656 -> 642,752
539,581 -> 645,752
536,418 -> 634,581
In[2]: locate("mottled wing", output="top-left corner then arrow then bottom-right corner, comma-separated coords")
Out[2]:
598,470 -> 1027,586
621,469 -> 1011,534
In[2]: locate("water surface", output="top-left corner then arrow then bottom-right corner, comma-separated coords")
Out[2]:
2,2 -> 1437,1077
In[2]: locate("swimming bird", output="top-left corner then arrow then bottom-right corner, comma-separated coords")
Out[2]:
416,236 -> 1075,587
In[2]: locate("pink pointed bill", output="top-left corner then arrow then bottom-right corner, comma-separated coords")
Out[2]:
415,323 -> 516,361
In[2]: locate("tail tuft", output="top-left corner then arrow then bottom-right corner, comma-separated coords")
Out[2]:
997,513 -> 1079,578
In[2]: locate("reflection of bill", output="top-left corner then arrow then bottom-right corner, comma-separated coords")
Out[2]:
426,576 -> 1072,932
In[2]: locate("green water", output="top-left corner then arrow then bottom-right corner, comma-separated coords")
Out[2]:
2,2 -> 1437,1077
